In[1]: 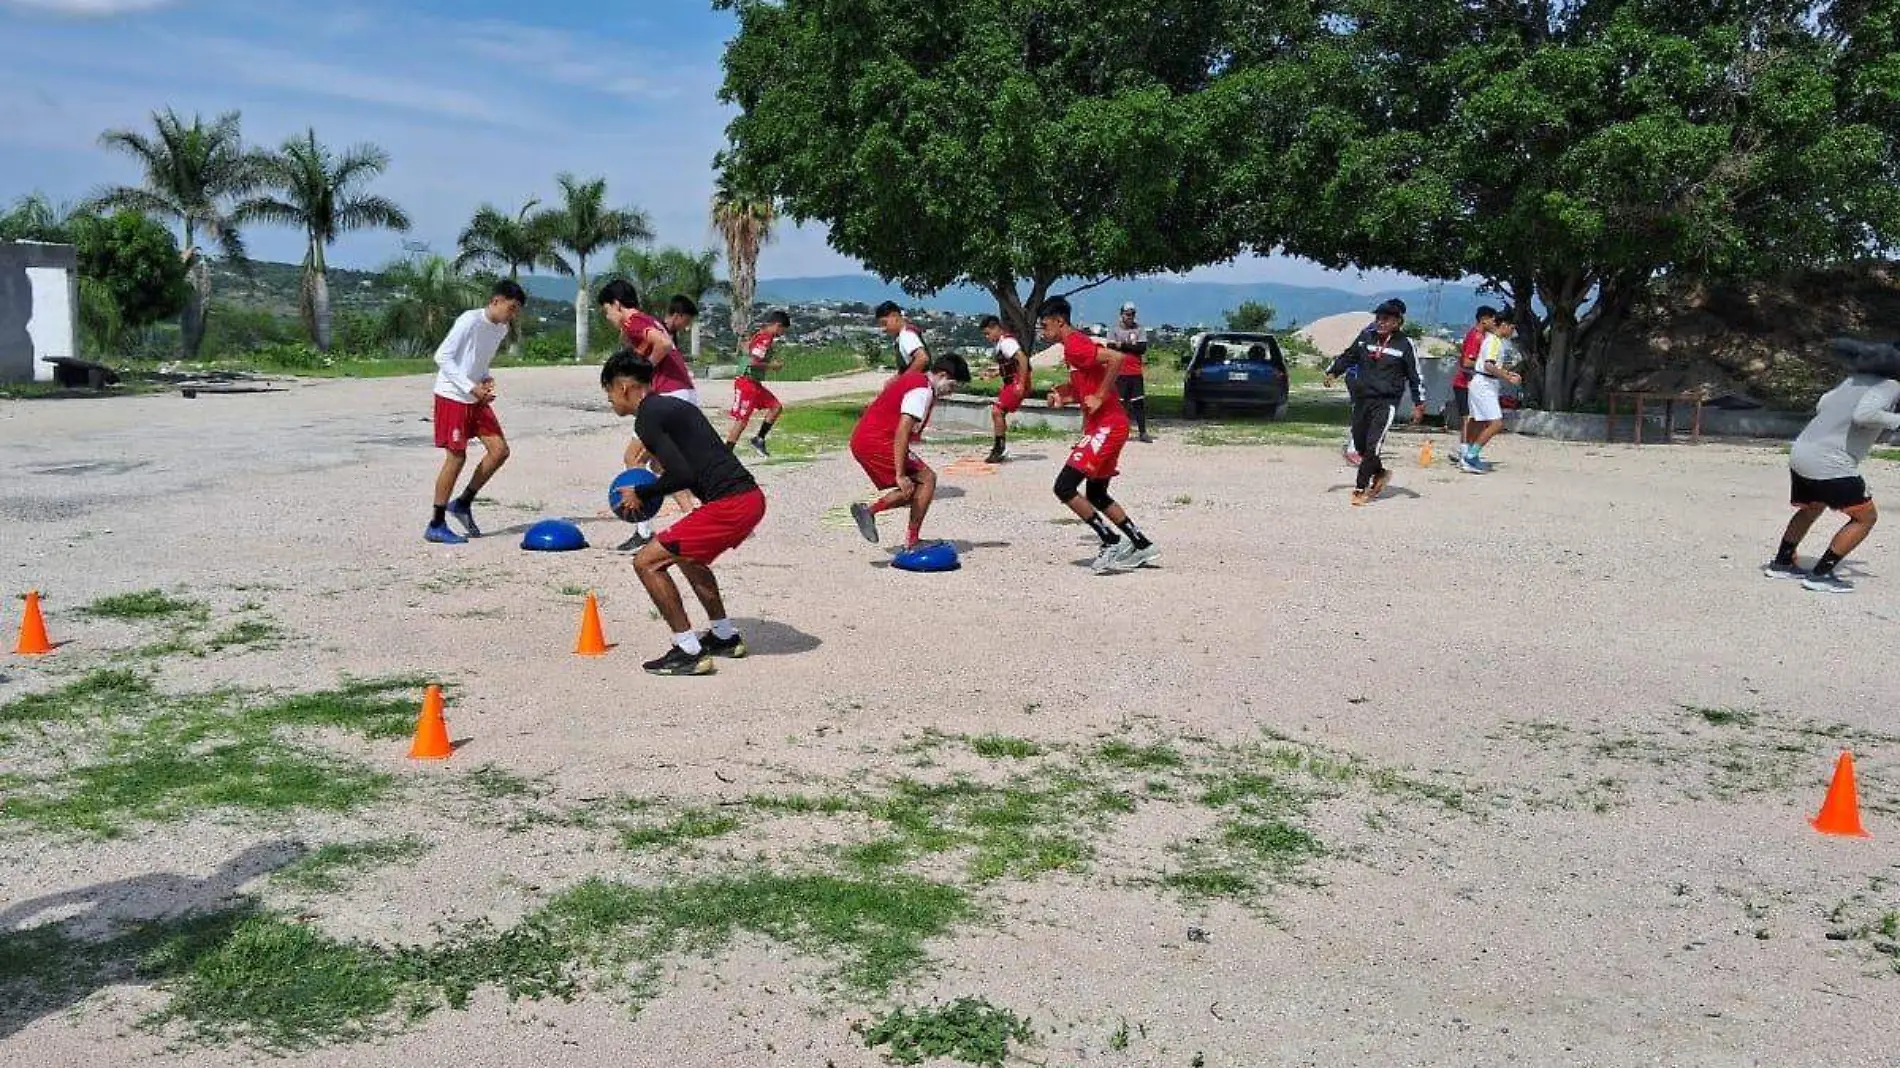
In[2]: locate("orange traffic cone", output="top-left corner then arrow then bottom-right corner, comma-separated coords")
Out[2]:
408,684 -> 453,760
14,591 -> 53,656
1811,751 -> 1870,838
575,592 -> 609,656
1418,441 -> 1435,467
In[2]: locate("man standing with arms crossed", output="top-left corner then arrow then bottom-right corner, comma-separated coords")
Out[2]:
1105,302 -> 1154,443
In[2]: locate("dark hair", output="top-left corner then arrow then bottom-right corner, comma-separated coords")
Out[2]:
766,309 -> 791,328
1037,296 -> 1074,324
979,314 -> 1002,330
600,348 -> 655,387
1373,298 -> 1406,319
1475,305 -> 1499,322
491,279 -> 527,304
930,352 -> 971,383
668,295 -> 698,318
1494,307 -> 1516,326
873,300 -> 903,319
597,278 -> 640,309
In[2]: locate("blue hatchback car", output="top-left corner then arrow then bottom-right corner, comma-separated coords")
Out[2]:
1182,332 -> 1291,419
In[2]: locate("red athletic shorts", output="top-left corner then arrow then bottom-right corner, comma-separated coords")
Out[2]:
729,377 -> 780,422
995,382 -> 1027,414
433,395 -> 502,454
1066,413 -> 1129,479
659,487 -> 766,565
853,441 -> 929,490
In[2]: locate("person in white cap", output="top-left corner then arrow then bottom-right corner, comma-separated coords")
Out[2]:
1104,302 -> 1153,442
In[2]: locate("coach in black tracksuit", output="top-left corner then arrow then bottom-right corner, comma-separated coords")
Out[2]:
1326,299 -> 1426,503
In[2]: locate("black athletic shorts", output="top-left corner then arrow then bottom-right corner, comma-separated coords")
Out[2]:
1790,471 -> 1872,510
1453,386 -> 1469,420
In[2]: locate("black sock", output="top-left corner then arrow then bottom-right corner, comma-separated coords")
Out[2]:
455,488 -> 477,510
755,421 -> 774,441
1774,540 -> 1798,566
1115,516 -> 1151,550
1815,550 -> 1844,576
1085,514 -> 1119,546
993,435 -> 1005,453
431,505 -> 447,526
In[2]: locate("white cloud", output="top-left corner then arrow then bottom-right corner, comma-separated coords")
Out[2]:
451,20 -> 679,101
189,37 -> 535,126
2,0 -> 174,14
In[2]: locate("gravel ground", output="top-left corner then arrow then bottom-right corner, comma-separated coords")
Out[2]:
3,365 -> 1898,1068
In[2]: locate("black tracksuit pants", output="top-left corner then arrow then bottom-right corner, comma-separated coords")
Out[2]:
1351,398 -> 1396,490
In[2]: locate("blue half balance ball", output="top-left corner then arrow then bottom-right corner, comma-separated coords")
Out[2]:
610,468 -> 662,523
892,540 -> 961,573
521,519 -> 589,552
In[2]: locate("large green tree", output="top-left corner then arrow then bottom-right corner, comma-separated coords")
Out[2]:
1,194 -> 188,354
1242,0 -> 1900,409
533,174 -> 653,359
243,129 -> 411,351
90,109 -> 258,359
716,0 -> 1254,340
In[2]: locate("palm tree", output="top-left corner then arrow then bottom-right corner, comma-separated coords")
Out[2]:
608,246 -> 724,313
0,193 -> 75,242
711,172 -> 776,346
533,174 -> 652,359
242,129 -> 410,351
90,108 -> 257,358
379,255 -> 482,355
456,199 -> 553,352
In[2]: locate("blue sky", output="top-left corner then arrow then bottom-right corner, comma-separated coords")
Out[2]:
0,0 -> 1422,291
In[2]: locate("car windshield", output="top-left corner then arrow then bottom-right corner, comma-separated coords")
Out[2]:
1200,339 -> 1271,366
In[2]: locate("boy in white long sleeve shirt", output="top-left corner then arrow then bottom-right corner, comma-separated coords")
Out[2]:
1765,338 -> 1900,593
428,279 -> 525,544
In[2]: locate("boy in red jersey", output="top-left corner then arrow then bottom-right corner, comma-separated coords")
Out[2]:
1452,306 -> 1498,454
729,310 -> 791,456
599,280 -> 702,549
847,353 -> 971,549
1039,297 -> 1159,574
979,314 -> 1029,463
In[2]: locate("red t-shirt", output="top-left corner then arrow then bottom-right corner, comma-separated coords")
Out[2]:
1453,326 -> 1485,389
621,312 -> 696,396
850,371 -> 934,453
745,330 -> 778,381
1062,331 -> 1125,424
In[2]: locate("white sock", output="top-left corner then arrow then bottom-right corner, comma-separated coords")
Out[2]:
674,631 -> 702,655
710,619 -> 738,640
636,520 -> 653,538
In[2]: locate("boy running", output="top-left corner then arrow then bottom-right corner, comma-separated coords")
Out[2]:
1039,296 -> 1160,574
1460,310 -> 1521,473
602,350 -> 768,676
979,314 -> 1030,463
1764,339 -> 1900,593
729,310 -> 790,456
1453,306 -> 1499,454
1325,299 -> 1425,505
1105,302 -> 1154,442
875,301 -> 930,374
847,353 -> 971,549
599,280 -> 701,550
427,278 -> 526,544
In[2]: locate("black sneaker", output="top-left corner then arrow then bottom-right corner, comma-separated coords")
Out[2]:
699,631 -> 748,658
750,437 -> 770,458
984,447 -> 1008,464
643,646 -> 715,676
617,530 -> 651,552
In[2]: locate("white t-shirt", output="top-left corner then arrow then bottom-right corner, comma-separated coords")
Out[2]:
433,308 -> 510,403
1469,334 -> 1507,394
994,336 -> 1022,361
899,385 -> 934,422
895,327 -> 926,370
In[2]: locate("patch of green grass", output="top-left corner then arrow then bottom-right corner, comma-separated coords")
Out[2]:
1221,818 -> 1324,870
968,735 -> 1044,760
1109,1018 -> 1131,1052
1095,740 -> 1185,771
619,808 -> 742,851
857,997 -> 1034,1067
249,677 -> 427,741
205,618 -> 286,653
461,763 -> 550,801
556,584 -> 588,597
81,589 -> 208,621
273,838 -> 430,895
744,792 -> 855,815
1685,704 -> 1757,728
0,668 -> 154,729
768,344 -> 868,382
1161,863 -> 1255,901
857,775 -> 1109,882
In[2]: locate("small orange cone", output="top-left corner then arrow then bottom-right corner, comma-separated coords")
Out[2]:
575,592 -> 609,656
1418,441 -> 1435,467
1811,751 -> 1870,838
408,684 -> 453,760
14,591 -> 53,656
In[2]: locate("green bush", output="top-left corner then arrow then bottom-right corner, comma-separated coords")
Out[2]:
517,330 -> 577,364
248,341 -> 335,372
200,305 -> 301,360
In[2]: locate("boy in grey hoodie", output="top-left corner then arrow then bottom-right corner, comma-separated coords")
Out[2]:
1765,339 -> 1900,593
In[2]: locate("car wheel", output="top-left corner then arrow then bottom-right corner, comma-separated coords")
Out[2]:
1184,396 -> 1204,419
1268,401 -> 1288,421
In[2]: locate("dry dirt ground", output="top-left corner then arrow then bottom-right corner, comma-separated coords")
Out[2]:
2,365 -> 1898,1068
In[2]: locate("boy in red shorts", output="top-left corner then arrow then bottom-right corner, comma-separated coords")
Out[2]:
602,350 -> 768,676
1039,296 -> 1159,574
728,310 -> 791,456
427,279 -> 526,544
847,353 -> 971,549
979,314 -> 1029,463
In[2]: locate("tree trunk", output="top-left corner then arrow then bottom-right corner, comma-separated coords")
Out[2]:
1535,273 -> 1592,411
1569,273 -> 1644,409
505,265 -> 523,353
311,268 -> 332,353
986,275 -> 1054,350
728,239 -> 758,349
573,260 -> 590,361
182,257 -> 210,360
1504,273 -> 1542,406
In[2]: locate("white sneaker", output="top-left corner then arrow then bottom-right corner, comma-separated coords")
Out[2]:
1090,540 -> 1134,574
1121,542 -> 1161,570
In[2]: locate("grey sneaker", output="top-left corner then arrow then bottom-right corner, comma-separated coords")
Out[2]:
850,501 -> 880,544
617,530 -> 651,552
1090,540 -> 1134,575
1762,560 -> 1806,579
1122,542 -> 1161,570
1802,572 -> 1855,594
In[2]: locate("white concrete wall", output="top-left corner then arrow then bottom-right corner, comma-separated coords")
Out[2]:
27,265 -> 75,382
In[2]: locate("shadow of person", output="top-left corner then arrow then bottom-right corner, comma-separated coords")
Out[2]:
0,839 -> 305,1040
933,486 -> 968,501
732,618 -> 822,656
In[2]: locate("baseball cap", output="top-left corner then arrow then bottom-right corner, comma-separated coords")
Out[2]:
1121,302 -> 1137,314
1373,299 -> 1406,319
